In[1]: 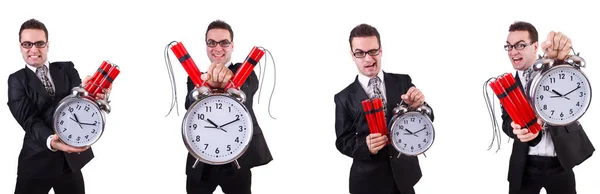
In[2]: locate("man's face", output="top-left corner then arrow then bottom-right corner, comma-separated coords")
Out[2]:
205,29 -> 234,64
351,36 -> 382,78
20,29 -> 49,67
506,30 -> 538,71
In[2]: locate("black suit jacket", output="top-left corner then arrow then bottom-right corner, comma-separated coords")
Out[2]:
501,73 -> 595,192
7,61 -> 94,179
334,72 -> 434,194
184,62 -> 273,178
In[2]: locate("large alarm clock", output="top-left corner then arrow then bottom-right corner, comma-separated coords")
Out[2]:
53,86 -> 111,147
524,54 -> 592,126
182,86 -> 253,168
388,102 -> 435,156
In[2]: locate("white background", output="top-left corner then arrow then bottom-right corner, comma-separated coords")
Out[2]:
0,0 -> 598,193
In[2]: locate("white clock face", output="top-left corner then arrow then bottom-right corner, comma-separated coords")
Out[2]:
54,98 -> 104,147
183,95 -> 253,165
532,66 -> 591,125
390,112 -> 434,156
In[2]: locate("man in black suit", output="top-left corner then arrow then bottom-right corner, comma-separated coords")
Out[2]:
7,19 -> 106,194
334,23 -> 434,194
501,21 -> 595,194
183,20 -> 273,194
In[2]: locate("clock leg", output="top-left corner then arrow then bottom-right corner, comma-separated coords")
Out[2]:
397,153 -> 402,158
233,160 -> 241,169
423,152 -> 427,158
192,159 -> 200,169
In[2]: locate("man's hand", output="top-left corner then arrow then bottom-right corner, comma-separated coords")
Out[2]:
541,31 -> 572,60
81,75 -> 112,100
366,133 -> 388,154
50,135 -> 90,153
200,62 -> 234,88
401,86 -> 425,108
511,118 -> 543,142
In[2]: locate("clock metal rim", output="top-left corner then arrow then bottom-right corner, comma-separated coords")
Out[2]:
389,111 -> 435,156
527,64 -> 592,126
53,96 -> 106,148
181,93 -> 254,166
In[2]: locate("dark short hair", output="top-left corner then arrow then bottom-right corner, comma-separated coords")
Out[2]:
349,23 -> 381,49
205,20 -> 234,41
509,21 -> 538,43
19,18 -> 48,42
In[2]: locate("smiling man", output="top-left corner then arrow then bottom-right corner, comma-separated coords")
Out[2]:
333,23 -> 434,194
500,21 -> 595,194
7,18 -> 104,194
183,19 -> 273,194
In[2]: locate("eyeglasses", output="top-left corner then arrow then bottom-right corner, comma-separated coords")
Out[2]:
21,41 -> 47,49
353,48 -> 381,58
504,42 -> 532,51
206,39 -> 231,48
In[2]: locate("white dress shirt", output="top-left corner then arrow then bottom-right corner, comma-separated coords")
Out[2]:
517,70 -> 557,157
358,70 -> 387,101
26,61 -> 58,152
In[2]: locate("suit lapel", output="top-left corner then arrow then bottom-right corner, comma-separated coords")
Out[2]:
49,62 -> 67,96
383,71 -> 401,121
25,66 -> 51,98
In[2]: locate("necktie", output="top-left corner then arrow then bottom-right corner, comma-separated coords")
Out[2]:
36,65 -> 55,97
369,77 -> 387,116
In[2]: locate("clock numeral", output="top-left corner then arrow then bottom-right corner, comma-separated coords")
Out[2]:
398,139 -> 402,144
198,114 -> 205,120
196,135 -> 200,142
560,112 -> 564,117
61,112 -> 66,116
425,132 -> 430,136
227,145 -> 231,151
403,120 -> 408,124
403,143 -> 407,148
91,129 -> 96,134
579,92 -> 584,97
68,134 -> 72,139
76,136 -> 81,141
236,115 -> 240,120
411,146 -> 414,150
543,85 -> 550,91
62,128 -> 67,132
85,135 -> 89,139
410,118 -> 415,122
91,113 -> 95,117
193,124 -> 197,130
576,102 -> 580,107
550,78 -> 556,83
423,139 -> 427,143
235,137 -> 240,143
228,107 -> 231,112
84,106 -> 90,112
419,120 -> 421,123
60,120 -> 64,125
559,73 -> 565,79
76,104 -> 82,110
418,144 -> 421,148
395,132 -> 399,136
215,103 -> 223,109
571,75 -> 574,81
215,147 -> 220,154
569,109 -> 573,114
551,110 -> 554,115
205,106 -> 212,112
68,107 -> 74,113
543,104 -> 547,110
539,95 -> 544,101
238,126 -> 245,132
399,125 -> 404,130
204,144 -> 209,150
577,82 -> 581,87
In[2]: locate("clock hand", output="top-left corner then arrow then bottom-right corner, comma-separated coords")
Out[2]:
551,89 -> 564,97
413,127 -> 427,134
70,115 -> 84,129
563,86 -> 581,96
80,121 -> 98,126
403,128 -> 414,134
205,118 -> 219,128
403,132 -> 419,137
219,118 -> 240,128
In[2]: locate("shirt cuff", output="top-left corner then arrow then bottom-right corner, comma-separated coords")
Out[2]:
47,135 -> 57,152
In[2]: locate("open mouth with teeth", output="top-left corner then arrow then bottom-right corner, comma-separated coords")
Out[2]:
512,57 -> 523,63
28,55 -> 42,60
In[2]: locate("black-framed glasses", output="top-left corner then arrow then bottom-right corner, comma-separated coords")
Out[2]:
21,41 -> 47,49
504,42 -> 532,51
353,48 -> 381,58
206,39 -> 231,48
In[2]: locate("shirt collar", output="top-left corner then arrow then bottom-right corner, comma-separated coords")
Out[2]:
26,60 -> 50,73
358,70 -> 385,88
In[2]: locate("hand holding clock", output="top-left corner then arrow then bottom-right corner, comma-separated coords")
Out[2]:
401,87 -> 425,108
511,118 -> 543,142
200,62 -> 234,88
541,31 -> 572,60
50,134 -> 90,153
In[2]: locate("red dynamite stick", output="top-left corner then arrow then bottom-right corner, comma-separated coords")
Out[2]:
170,42 -> 207,87
362,100 -> 379,134
502,74 -> 542,134
489,79 -> 527,130
91,65 -> 121,98
496,76 -> 530,128
84,61 -> 111,94
372,98 -> 387,135
225,46 -> 265,90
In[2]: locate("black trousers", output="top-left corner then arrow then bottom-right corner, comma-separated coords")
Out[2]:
512,156 -> 576,194
14,165 -> 85,194
187,164 -> 252,194
351,181 -> 415,194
